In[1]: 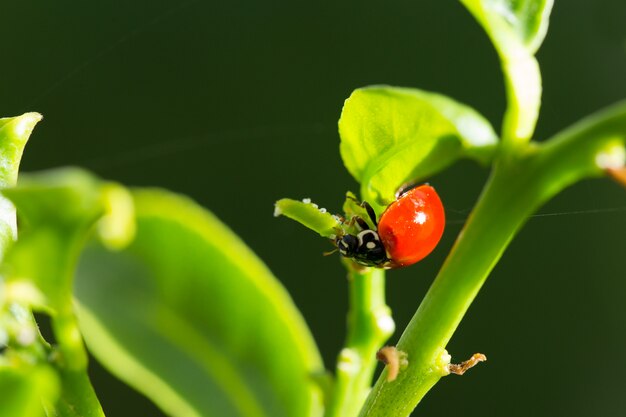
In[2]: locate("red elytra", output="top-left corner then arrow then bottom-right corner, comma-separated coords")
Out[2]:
378,184 -> 445,267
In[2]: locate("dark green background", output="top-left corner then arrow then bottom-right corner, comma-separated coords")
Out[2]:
3,0 -> 626,415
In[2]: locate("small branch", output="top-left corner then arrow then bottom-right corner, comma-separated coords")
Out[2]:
326,265 -> 394,417
52,309 -> 89,370
459,0 -> 543,146
500,55 -> 541,145
358,102 -> 626,417
447,353 -> 487,376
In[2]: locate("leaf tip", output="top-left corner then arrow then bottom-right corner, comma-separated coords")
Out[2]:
274,198 -> 340,238
11,112 -> 43,141
273,201 -> 284,217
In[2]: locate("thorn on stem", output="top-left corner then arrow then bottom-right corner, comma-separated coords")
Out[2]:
376,346 -> 408,382
447,353 -> 487,376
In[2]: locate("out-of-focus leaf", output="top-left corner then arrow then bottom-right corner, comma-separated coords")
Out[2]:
2,169 -> 105,312
75,189 -> 325,417
339,86 -> 497,210
274,198 -> 341,238
0,364 -> 59,417
3,168 -> 133,312
2,168 -> 130,416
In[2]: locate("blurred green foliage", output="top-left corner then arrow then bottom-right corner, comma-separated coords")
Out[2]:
0,1 -> 625,416
76,188 -> 325,417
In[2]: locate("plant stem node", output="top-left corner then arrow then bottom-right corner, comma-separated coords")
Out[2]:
376,346 -> 408,382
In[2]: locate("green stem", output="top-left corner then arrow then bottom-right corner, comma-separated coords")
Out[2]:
359,101 -> 626,417
459,0 -> 543,146
500,54 -> 541,145
54,369 -> 106,417
326,265 -> 394,417
52,310 -> 89,371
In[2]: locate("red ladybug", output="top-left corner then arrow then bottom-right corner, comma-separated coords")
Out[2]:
335,184 -> 445,268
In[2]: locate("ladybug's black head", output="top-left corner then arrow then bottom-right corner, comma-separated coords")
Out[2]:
336,230 -> 388,267
336,234 -> 358,258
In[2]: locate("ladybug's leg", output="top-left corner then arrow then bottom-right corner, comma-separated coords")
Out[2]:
346,194 -> 379,228
395,182 -> 425,199
345,214 -> 371,230
355,216 -> 372,231
323,248 -> 339,256
360,201 -> 378,227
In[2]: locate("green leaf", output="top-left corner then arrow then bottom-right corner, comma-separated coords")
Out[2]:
339,86 -> 497,210
0,364 -> 59,417
0,113 -> 41,190
459,0 -> 554,142
0,113 -> 42,259
274,198 -> 341,238
74,189 -> 325,417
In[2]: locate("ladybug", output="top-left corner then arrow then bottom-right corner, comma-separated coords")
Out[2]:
335,184 -> 445,268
